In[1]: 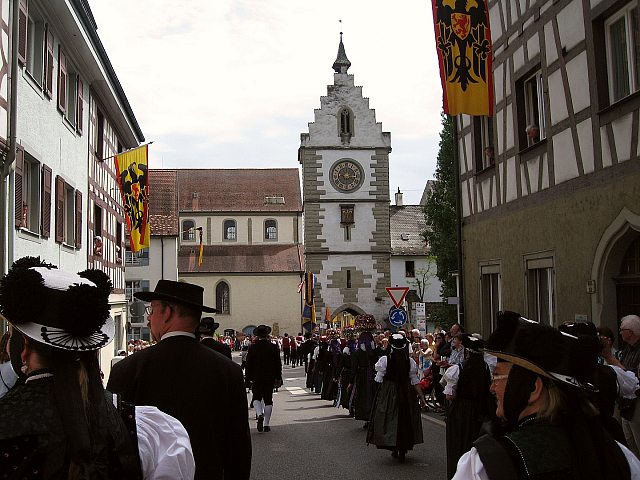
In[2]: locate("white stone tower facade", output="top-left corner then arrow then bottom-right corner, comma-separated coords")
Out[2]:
299,35 -> 392,324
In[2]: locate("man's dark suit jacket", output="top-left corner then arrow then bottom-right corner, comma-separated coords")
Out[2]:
107,335 -> 251,480
201,336 -> 232,359
245,339 -> 282,385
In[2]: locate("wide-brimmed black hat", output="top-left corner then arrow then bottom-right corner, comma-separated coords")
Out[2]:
0,257 -> 114,351
135,279 -> 217,313
484,311 -> 596,391
197,317 -> 220,335
390,333 -> 407,350
253,324 -> 271,337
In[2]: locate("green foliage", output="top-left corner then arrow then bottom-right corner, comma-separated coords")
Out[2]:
423,112 -> 458,305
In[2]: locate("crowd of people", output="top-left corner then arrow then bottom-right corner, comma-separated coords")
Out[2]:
1,255 -> 640,478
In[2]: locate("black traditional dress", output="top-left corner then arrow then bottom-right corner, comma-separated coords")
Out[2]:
350,347 -> 378,421
445,353 -> 494,479
367,355 -> 423,453
336,348 -> 353,410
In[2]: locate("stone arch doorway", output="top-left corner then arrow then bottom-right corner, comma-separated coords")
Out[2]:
331,304 -> 365,329
591,208 -> 640,342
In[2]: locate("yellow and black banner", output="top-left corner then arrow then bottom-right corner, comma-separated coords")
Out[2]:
114,145 -> 150,253
431,0 -> 494,116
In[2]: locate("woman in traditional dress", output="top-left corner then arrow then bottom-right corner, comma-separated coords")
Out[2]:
350,330 -> 378,428
367,334 -> 427,462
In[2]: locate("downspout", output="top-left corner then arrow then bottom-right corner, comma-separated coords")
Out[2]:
160,235 -> 164,280
452,117 -> 465,328
1,0 -> 20,277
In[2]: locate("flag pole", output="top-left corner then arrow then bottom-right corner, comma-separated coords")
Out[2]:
100,141 -> 154,162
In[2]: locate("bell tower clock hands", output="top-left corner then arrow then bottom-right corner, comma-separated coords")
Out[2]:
330,159 -> 363,192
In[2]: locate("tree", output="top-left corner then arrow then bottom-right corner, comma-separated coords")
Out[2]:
409,258 -> 437,302
423,112 -> 458,327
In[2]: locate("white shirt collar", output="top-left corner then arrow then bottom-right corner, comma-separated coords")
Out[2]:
161,331 -> 196,341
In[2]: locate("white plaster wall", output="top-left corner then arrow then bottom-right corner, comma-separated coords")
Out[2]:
0,0 -> 8,138
489,4 -> 502,39
306,73 -> 390,149
391,256 -> 441,303
553,128 -> 580,184
548,70 -> 568,124
557,0 -> 584,51
319,254 -> 391,322
541,152 -> 549,190
545,22 -> 558,65
12,48 -> 89,272
527,32 -> 540,61
462,179 -> 471,217
601,126 -> 613,168
577,119 -> 595,174
513,46 -> 525,74
506,157 -> 518,203
187,274 -> 303,336
612,113 -> 634,163
495,64 -> 504,105
567,52 -> 590,114
125,236 -> 179,289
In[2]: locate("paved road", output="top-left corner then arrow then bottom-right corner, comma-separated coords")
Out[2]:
243,358 -> 448,480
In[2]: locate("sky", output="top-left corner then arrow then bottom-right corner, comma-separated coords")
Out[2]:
90,0 -> 444,205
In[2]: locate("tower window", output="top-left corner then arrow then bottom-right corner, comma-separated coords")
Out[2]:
346,269 -> 352,289
338,107 -> 354,140
216,281 -> 230,314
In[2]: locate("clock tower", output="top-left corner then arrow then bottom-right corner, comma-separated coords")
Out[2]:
299,34 -> 392,326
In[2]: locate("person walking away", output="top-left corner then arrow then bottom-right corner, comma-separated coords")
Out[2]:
282,333 -> 291,366
367,334 -> 427,462
197,317 -> 232,359
245,324 -> 283,432
0,257 -> 195,478
108,279 -> 251,480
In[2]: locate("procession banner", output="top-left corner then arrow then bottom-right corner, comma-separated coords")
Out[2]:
431,0 -> 494,116
114,145 -> 150,252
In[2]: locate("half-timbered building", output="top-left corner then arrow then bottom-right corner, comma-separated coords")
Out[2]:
3,0 -> 143,368
458,0 -> 640,338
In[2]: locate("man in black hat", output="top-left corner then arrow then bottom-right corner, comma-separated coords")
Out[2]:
108,279 -> 251,480
451,311 -> 640,479
245,324 -> 282,433
197,316 -> 232,359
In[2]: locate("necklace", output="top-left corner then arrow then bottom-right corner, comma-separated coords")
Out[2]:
25,372 -> 54,383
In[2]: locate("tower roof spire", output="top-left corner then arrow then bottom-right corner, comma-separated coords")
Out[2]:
332,32 -> 351,73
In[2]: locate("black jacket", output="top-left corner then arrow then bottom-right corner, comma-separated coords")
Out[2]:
107,335 -> 251,480
245,339 -> 282,385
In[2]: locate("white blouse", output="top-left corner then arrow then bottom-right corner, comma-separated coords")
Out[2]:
136,406 -> 195,480
374,355 -> 421,386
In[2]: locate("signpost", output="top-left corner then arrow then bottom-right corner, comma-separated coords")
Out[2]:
389,307 -> 408,327
386,287 -> 409,308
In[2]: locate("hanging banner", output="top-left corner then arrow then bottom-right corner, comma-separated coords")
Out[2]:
114,145 -> 150,252
431,0 -> 494,116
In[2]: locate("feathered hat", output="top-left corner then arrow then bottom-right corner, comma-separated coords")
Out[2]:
0,257 -> 114,351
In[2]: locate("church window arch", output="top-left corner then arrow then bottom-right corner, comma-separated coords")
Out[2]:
216,281 -> 230,314
338,107 -> 354,137
182,219 -> 195,241
264,219 -> 277,240
223,219 -> 237,241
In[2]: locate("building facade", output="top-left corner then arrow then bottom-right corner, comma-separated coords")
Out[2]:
390,189 -> 442,329
124,169 -> 179,341
2,0 -> 144,373
299,36 -> 393,326
175,168 -> 304,336
457,0 -> 640,338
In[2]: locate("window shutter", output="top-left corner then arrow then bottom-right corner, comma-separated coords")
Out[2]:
44,26 -> 54,96
55,176 -> 64,243
75,190 -> 82,248
17,0 -> 28,65
57,47 -> 67,114
76,76 -> 83,134
14,146 -> 24,228
41,164 -> 52,238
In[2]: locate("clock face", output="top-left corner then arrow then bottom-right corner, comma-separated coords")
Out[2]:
331,160 -> 363,192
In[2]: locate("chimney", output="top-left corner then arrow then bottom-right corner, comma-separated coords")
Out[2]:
395,187 -> 404,207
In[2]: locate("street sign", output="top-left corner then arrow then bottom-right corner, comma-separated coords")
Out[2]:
415,302 -> 426,317
389,307 -> 408,327
386,287 -> 409,308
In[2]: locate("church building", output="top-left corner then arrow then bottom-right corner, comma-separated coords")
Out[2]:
299,35 -> 393,327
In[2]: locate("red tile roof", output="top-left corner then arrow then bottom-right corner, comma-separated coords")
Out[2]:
148,169 -> 178,236
177,169 -> 302,213
178,244 -> 304,274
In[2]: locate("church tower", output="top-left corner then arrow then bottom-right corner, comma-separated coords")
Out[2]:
299,34 -> 392,326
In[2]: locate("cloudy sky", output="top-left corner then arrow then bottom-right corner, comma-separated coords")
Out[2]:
90,0 -> 444,205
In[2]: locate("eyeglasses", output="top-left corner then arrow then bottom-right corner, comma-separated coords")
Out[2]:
145,305 -> 153,315
491,374 -> 509,385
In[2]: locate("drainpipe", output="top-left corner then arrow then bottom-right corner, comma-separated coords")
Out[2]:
1,0 -> 20,278
160,235 -> 164,279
